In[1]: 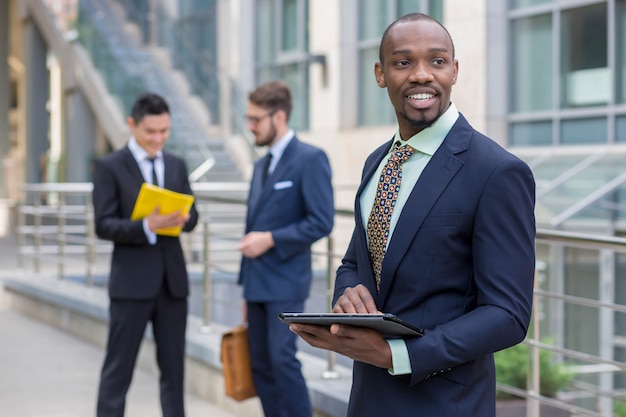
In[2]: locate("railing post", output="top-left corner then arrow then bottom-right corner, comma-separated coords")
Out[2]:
322,236 -> 340,379
200,217 -> 212,332
16,200 -> 25,270
527,269 -> 540,417
58,196 -> 66,279
33,197 -> 41,273
86,201 -> 95,287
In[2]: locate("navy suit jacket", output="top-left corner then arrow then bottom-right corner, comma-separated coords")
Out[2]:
239,137 -> 334,302
335,114 -> 536,417
92,146 -> 198,300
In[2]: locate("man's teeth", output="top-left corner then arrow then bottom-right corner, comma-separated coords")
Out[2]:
408,93 -> 434,101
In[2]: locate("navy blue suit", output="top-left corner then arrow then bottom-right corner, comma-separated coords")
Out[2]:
93,146 -> 198,417
335,114 -> 536,417
239,137 -> 334,417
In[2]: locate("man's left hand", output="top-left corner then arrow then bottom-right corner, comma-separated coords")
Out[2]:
290,322 -> 393,369
238,231 -> 274,258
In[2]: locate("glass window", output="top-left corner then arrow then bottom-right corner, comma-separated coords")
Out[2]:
617,0 -> 626,104
564,248 -> 599,357
280,63 -> 309,130
618,116 -> 626,143
561,4 -> 608,108
256,0 -> 275,65
397,0 -> 443,21
510,0 -> 551,9
359,0 -> 388,41
510,14 -> 552,113
359,48 -> 393,126
255,0 -> 309,130
510,121 -> 552,146
427,0 -> 443,21
560,118 -> 607,145
281,0 -> 298,51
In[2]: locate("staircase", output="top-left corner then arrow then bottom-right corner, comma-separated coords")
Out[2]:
75,0 -> 244,183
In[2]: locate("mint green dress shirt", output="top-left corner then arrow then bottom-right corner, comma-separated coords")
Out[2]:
359,103 -> 459,375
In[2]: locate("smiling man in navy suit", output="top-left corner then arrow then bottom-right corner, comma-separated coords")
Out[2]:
238,80 -> 334,417
291,14 -> 536,417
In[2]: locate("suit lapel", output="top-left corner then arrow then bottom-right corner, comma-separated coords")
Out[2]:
354,140 -> 394,294
377,115 -> 473,299
247,138 -> 299,226
162,153 -> 176,189
121,147 -> 147,190
247,157 -> 266,224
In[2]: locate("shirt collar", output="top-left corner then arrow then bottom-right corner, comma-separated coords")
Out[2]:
268,129 -> 295,159
127,137 -> 163,162
391,102 -> 459,156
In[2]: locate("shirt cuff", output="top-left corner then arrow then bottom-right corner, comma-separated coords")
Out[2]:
142,218 -> 157,245
387,339 -> 412,375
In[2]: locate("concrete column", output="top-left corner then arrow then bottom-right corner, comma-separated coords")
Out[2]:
0,0 -> 9,197
23,18 -> 50,183
64,90 -> 96,182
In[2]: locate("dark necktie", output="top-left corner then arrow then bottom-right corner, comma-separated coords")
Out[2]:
147,157 -> 158,187
262,153 -> 272,185
366,143 -> 415,291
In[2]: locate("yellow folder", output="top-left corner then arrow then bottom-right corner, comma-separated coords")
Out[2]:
130,183 -> 195,236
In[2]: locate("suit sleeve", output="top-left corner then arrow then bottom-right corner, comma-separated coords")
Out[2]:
92,158 -> 148,244
406,158 -> 536,384
271,150 -> 335,260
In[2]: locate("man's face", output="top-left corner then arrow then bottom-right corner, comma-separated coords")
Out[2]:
246,103 -> 278,147
128,113 -> 171,157
375,19 -> 458,140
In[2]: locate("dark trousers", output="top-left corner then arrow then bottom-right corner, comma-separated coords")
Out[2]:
247,300 -> 312,417
96,284 -> 188,417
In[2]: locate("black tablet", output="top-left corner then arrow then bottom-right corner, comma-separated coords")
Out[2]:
278,312 -> 423,338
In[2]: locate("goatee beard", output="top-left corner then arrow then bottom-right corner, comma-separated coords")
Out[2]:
401,111 -> 436,131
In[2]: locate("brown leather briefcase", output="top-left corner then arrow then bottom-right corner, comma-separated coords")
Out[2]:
220,324 -> 257,401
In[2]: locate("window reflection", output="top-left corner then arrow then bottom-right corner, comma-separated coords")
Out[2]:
561,4 -> 608,108
511,14 -> 552,112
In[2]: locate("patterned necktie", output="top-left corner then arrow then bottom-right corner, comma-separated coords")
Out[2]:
366,143 -> 415,291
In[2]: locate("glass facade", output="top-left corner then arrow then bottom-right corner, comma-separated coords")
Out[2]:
508,1 -> 625,146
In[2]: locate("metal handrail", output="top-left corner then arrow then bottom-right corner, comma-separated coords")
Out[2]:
14,182 -> 626,416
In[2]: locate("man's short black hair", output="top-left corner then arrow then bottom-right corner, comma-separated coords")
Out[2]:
378,13 -> 456,65
130,93 -> 170,123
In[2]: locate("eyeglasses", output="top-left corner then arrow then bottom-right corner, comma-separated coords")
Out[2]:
244,110 -> 275,125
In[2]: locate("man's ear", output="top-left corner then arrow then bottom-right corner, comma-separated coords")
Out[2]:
126,117 -> 136,130
374,62 -> 386,88
275,109 -> 288,125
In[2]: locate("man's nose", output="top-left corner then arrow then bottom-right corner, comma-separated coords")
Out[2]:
408,62 -> 434,83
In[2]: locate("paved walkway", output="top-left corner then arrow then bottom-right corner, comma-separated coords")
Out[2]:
0,233 -> 240,417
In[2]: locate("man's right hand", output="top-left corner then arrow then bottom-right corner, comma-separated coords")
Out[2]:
146,207 -> 189,232
332,284 -> 380,314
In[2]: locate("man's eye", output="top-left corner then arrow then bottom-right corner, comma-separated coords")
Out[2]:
432,58 -> 445,65
397,60 -> 410,67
